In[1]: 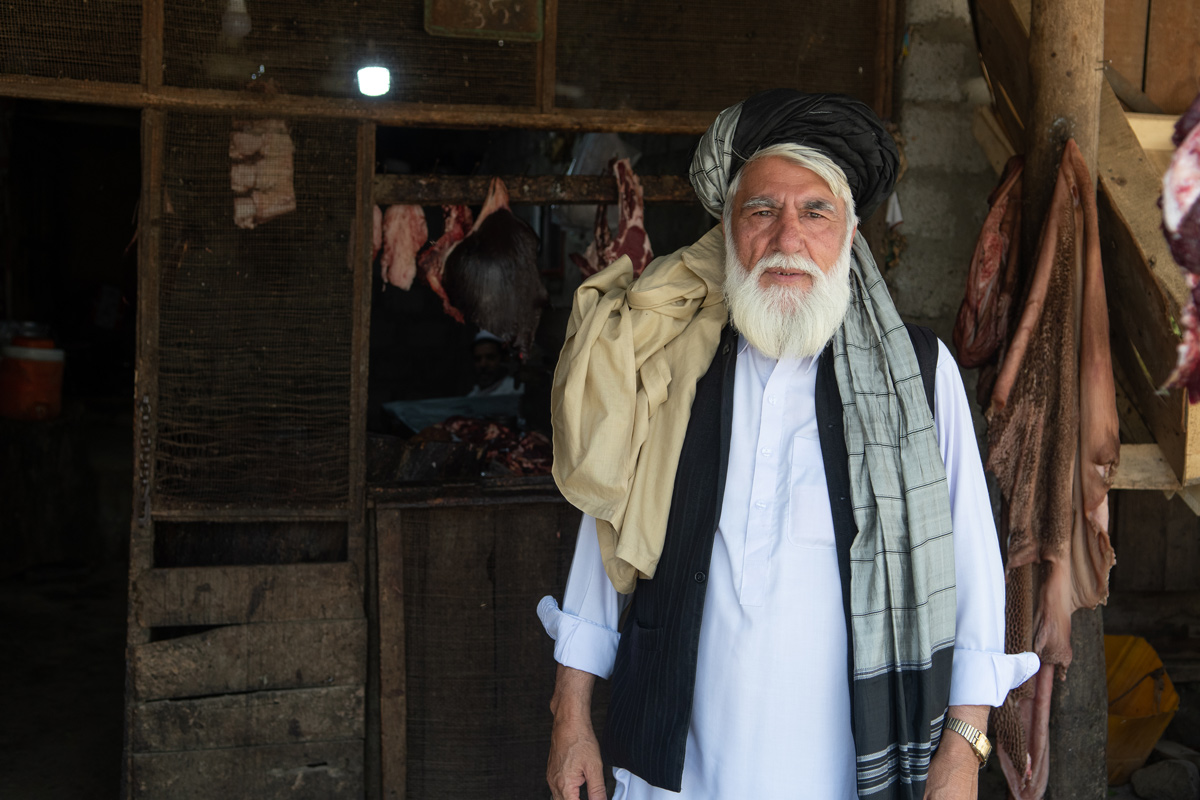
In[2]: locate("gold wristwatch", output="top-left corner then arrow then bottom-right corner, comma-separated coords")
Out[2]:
944,717 -> 992,767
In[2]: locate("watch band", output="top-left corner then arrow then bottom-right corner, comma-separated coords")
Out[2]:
944,717 -> 992,767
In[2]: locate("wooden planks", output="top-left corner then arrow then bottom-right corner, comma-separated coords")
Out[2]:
132,619 -> 366,702
133,564 -> 363,627
131,741 -> 363,800
1127,111 -> 1183,174
971,104 -> 1017,175
973,0 -> 1030,148
372,173 -> 697,207
1144,0 -> 1200,114
132,686 -> 364,752
1112,491 -> 1200,592
1104,0 -> 1150,90
375,499 -> 583,799
1112,444 -> 1179,491
1097,82 -> 1200,485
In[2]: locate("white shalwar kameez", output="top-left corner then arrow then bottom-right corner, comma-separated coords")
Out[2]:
539,336 -> 1040,799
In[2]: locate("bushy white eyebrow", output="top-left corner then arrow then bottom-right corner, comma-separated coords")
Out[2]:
741,196 -> 839,214
742,196 -> 782,210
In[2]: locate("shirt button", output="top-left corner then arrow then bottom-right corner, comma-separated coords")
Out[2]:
761,448 -> 772,456
694,571 -> 706,583
768,395 -> 777,405
755,501 -> 768,509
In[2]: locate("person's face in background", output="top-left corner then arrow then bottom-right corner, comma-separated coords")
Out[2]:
473,340 -> 506,388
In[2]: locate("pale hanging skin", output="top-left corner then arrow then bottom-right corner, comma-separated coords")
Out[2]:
965,139 -> 1118,800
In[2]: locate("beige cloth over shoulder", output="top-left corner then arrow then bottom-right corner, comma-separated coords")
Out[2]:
551,226 -> 727,594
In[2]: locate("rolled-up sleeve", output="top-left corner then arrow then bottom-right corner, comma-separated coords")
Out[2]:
934,341 -> 1040,707
538,514 -> 630,680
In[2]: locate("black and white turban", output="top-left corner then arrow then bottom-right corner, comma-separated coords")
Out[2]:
689,88 -> 899,221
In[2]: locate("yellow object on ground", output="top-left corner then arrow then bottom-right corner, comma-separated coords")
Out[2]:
1106,634 -> 1180,785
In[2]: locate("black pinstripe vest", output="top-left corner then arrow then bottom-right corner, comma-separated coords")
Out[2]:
600,324 -> 938,792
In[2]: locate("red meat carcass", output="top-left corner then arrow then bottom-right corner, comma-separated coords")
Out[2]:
570,158 -> 654,278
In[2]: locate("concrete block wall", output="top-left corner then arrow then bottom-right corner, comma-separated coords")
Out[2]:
888,0 -> 998,345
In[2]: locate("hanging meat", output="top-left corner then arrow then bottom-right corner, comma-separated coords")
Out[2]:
230,118 -> 296,229
417,204 -> 473,323
379,205 -> 429,291
442,178 -> 547,351
954,156 -> 1023,374
371,205 -> 383,263
570,158 -> 654,278
1162,91 -> 1200,400
985,139 -> 1119,800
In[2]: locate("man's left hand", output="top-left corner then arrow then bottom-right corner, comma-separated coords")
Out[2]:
923,705 -> 989,800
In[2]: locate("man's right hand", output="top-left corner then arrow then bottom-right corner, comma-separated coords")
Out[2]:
547,664 -> 607,800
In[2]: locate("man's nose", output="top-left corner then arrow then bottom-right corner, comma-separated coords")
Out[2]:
771,212 -> 807,255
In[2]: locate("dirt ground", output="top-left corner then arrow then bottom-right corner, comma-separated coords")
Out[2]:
0,561 -> 127,799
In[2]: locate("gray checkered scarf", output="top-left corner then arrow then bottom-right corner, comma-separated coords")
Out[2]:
834,233 -> 958,797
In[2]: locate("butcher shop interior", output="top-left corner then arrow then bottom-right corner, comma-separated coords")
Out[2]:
2,0 -> 1200,798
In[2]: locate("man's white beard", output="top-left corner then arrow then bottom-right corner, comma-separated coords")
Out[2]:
722,232 -> 854,360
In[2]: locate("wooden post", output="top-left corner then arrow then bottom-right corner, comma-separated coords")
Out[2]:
1024,1 -> 1107,797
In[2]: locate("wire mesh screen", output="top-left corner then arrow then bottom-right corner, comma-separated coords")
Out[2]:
0,0 -> 141,84
154,112 -> 357,508
396,501 -> 608,799
163,0 -> 538,106
555,0 -> 886,112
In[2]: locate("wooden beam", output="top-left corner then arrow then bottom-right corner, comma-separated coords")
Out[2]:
538,0 -> 559,113
131,685 -> 364,752
372,173 -> 697,206
140,0 -> 163,91
1112,444 -> 1181,490
132,619 -> 366,702
376,509 -> 407,800
133,564 -> 363,627
150,507 -> 349,521
973,0 -> 1031,147
349,120 -> 375,589
1127,111 -> 1182,174
130,741 -> 362,799
125,108 -> 166,800
1098,82 -> 1200,486
1024,0 -> 1107,792
971,104 -> 1017,176
0,74 -> 715,134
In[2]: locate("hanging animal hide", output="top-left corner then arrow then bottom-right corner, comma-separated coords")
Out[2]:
954,156 -> 1023,368
985,139 -> 1119,800
442,178 -> 547,351
954,156 -> 1024,406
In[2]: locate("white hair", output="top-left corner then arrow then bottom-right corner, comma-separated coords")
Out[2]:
722,143 -> 858,233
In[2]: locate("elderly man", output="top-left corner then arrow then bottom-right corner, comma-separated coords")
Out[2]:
538,89 -> 1038,800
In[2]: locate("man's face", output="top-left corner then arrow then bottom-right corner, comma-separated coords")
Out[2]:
721,155 -> 857,360
728,155 -> 854,293
473,341 -> 505,387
